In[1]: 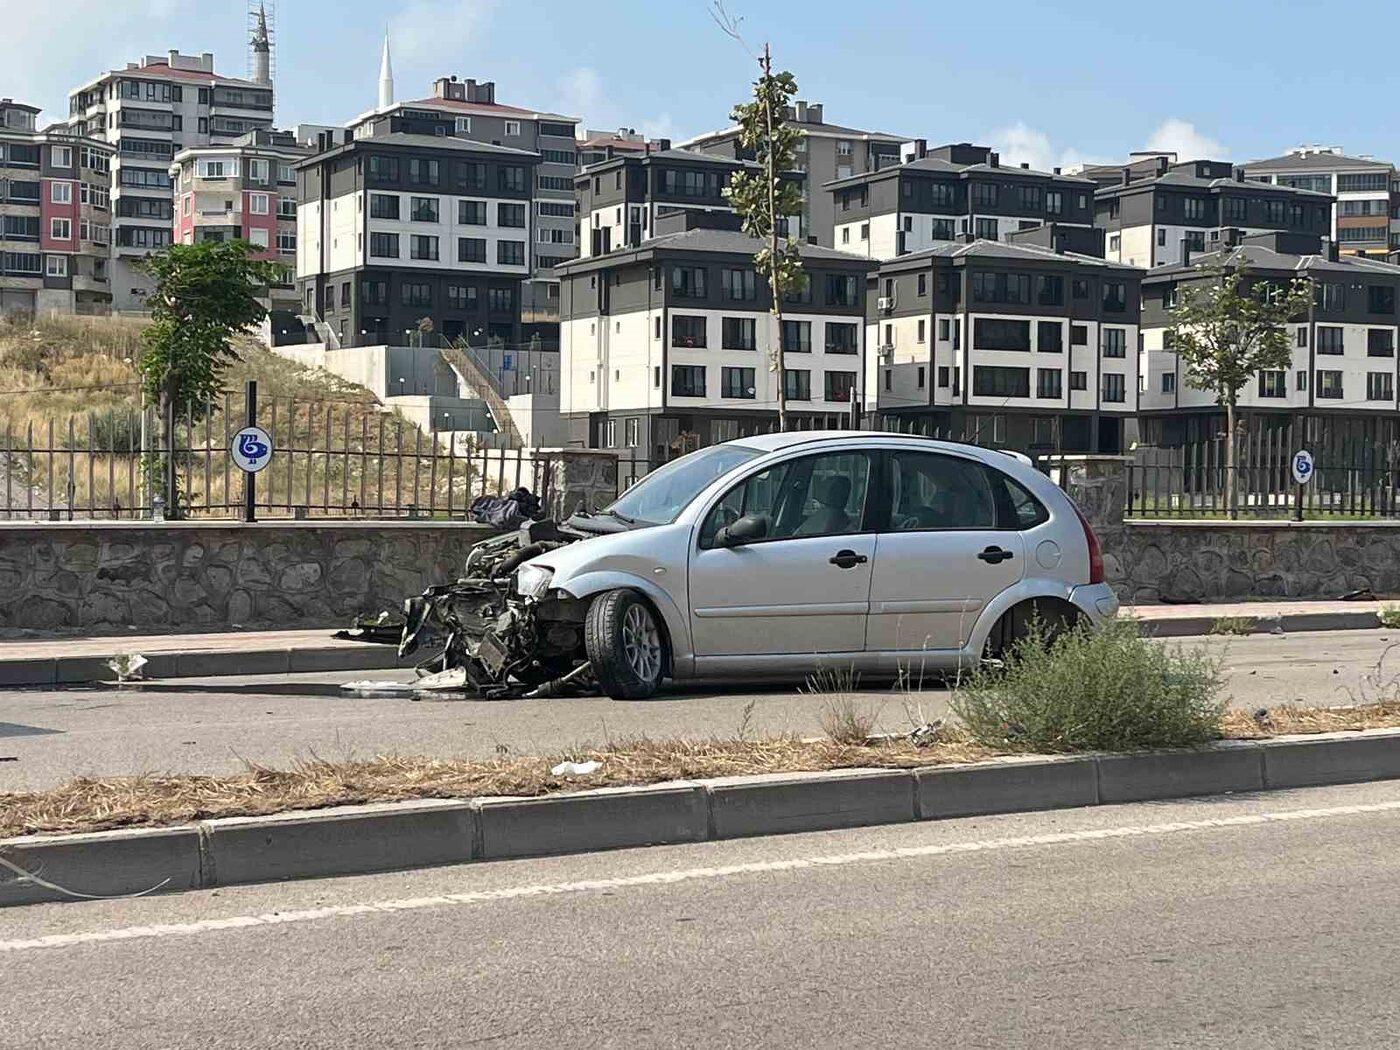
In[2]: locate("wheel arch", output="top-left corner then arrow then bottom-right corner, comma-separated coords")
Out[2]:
556,571 -> 690,676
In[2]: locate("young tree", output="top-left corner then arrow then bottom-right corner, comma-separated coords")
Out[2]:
138,240 -> 280,517
1166,256 -> 1312,518
713,4 -> 806,432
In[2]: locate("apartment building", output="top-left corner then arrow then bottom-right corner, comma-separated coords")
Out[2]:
67,50 -> 275,310
170,128 -> 311,317
1138,231 -> 1400,445
1243,147 -> 1400,257
349,73 -> 579,321
681,100 -> 906,248
557,212 -> 874,459
1095,158 -> 1332,270
867,228 -> 1142,454
0,99 -> 114,315
295,113 -> 538,349
576,146 -> 802,259
578,128 -> 655,168
827,142 -> 1098,261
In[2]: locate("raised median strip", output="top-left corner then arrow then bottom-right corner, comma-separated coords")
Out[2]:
4,727 -> 1400,908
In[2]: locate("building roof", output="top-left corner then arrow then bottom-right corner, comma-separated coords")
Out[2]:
1145,244 -> 1400,280
680,118 -> 907,149
1096,171 -> 1333,198
579,134 -> 650,151
1244,150 -> 1394,173
889,238 -> 1143,272
74,61 -> 263,92
402,95 -> 576,122
824,154 -> 1096,190
578,147 -> 762,175
295,131 -> 539,168
555,228 -> 871,272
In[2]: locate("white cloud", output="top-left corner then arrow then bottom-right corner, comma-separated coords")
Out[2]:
557,66 -> 675,141
390,0 -> 494,66
984,122 -> 1107,174
1144,118 -> 1227,162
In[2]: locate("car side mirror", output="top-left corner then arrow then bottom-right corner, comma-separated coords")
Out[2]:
716,513 -> 769,548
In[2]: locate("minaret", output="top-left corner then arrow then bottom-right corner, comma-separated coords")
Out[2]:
378,31 -> 394,110
251,4 -> 272,86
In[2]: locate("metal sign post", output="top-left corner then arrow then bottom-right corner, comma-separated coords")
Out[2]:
233,380 -> 274,522
1291,449 -> 1314,522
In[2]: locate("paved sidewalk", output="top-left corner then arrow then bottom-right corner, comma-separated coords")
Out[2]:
0,599 -> 1390,685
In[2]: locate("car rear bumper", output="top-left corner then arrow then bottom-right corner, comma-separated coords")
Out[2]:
1069,582 -> 1119,626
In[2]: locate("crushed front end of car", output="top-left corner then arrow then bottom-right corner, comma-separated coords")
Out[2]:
337,519 -> 597,699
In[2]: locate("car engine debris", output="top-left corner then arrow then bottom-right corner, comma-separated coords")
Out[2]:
336,516 -> 598,699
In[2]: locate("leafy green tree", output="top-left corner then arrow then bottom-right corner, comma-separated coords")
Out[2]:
714,4 -> 806,431
138,240 -> 280,517
1166,256 -> 1312,518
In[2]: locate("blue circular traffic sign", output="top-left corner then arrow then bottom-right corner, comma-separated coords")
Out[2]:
1291,449 -> 1314,486
232,426 -> 274,473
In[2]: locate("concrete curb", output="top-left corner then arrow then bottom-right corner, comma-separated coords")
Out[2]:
5,727 -> 1400,907
0,645 -> 409,687
1140,609 -> 1382,638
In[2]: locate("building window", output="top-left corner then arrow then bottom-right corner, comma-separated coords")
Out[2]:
781,319 -> 811,353
1102,328 -> 1127,358
50,145 -> 73,168
50,181 -> 72,204
401,283 -> 432,308
624,417 -> 640,447
825,274 -> 859,307
825,370 -> 857,403
497,240 -> 525,266
1368,372 -> 1394,401
1317,370 -> 1344,399
972,182 -> 998,208
409,235 -> 440,261
458,200 -> 487,225
487,287 -> 514,313
248,228 -> 270,248
974,217 -> 999,240
721,366 -> 756,399
498,202 -> 526,228
1258,370 -> 1288,398
499,166 -> 526,194
1161,372 -> 1177,394
407,158 -> 440,187
247,193 -> 269,215
722,317 -> 757,350
917,273 -> 927,296
1370,286 -> 1396,315
1183,197 -> 1207,222
860,222 -> 870,241
671,364 -> 705,397
367,155 -> 400,181
1102,282 -> 1127,313
1069,370 -> 1087,391
672,314 -> 707,348
447,285 -> 478,311
49,218 -> 71,240
932,217 -> 955,240
974,318 -> 1031,351
1036,368 -> 1062,399
721,268 -> 757,301
277,231 -> 296,252
369,232 -> 399,258
970,272 -> 1031,304
938,318 -> 951,342
937,366 -> 950,388
783,369 -> 811,401
45,254 -> 67,277
457,237 -> 486,263
1368,329 -> 1395,357
1037,321 -> 1063,353
825,322 -> 858,354
973,365 -> 1030,398
1036,275 -> 1064,307
408,196 -> 439,222
504,120 -> 522,137
1069,324 -> 1088,347
840,228 -> 850,245
1296,326 -> 1308,347
917,366 -> 926,388
1296,369 -> 1308,392
671,266 -> 706,299
917,319 -> 926,344
1102,373 -> 1126,403
1317,326 -> 1344,354
1046,190 -> 1063,216
369,193 -> 399,219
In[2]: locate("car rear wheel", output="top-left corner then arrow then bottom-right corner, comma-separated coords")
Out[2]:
984,597 -> 1083,661
585,589 -> 665,699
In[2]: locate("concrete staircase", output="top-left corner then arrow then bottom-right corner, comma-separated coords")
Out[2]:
439,345 -> 523,447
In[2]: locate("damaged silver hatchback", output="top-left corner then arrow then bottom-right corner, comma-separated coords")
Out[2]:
347,431 -> 1119,700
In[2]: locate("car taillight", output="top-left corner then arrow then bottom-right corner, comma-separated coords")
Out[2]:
1074,505 -> 1104,584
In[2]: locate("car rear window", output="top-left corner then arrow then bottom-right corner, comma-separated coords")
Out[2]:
994,472 -> 1050,529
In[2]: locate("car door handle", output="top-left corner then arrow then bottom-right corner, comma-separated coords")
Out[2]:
829,549 -> 868,569
977,546 -> 1014,565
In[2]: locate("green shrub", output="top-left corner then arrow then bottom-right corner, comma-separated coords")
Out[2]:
1380,605 -> 1400,630
1209,615 -> 1254,636
951,617 -> 1225,753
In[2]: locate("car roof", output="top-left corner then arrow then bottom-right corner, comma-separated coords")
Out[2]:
732,430 -> 1005,460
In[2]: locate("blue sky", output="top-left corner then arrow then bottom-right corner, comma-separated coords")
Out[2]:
12,0 -> 1400,168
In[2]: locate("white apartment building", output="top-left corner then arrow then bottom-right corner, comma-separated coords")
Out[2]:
1244,147 -> 1400,257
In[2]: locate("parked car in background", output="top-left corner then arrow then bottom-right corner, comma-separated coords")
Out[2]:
521,431 -> 1117,699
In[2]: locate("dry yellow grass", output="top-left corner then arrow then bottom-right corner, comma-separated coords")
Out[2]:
6,698 -> 1400,840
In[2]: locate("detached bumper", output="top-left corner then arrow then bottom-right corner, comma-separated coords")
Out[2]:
1069,582 -> 1119,626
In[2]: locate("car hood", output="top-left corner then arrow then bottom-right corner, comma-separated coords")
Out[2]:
528,522 -> 682,592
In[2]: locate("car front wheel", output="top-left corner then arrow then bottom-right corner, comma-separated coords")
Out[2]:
585,590 -> 665,699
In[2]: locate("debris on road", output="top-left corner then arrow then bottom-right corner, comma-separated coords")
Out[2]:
551,759 -> 603,776
107,654 -> 147,683
340,680 -> 420,698
908,719 -> 947,748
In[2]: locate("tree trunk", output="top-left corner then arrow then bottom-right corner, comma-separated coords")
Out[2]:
1225,397 -> 1237,520
761,44 -> 788,434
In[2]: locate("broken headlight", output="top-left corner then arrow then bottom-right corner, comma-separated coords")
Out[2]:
513,562 -> 554,598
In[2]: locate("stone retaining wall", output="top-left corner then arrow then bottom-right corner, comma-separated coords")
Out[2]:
0,522 -> 494,634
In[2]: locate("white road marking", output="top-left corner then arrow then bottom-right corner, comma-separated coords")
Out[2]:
4,798 -> 1400,954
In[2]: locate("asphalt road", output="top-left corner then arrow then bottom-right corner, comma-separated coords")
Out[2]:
4,779 -> 1400,1048
2,628 -> 1397,791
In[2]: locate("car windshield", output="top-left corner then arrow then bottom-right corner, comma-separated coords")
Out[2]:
602,443 -> 763,526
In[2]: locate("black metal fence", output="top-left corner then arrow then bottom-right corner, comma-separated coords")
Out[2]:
1128,426 -> 1400,519
0,392 -> 652,522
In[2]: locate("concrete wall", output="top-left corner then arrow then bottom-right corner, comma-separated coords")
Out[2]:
0,521 -> 493,634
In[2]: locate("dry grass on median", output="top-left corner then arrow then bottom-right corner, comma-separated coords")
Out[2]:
8,700 -> 1400,841
0,734 -> 999,839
